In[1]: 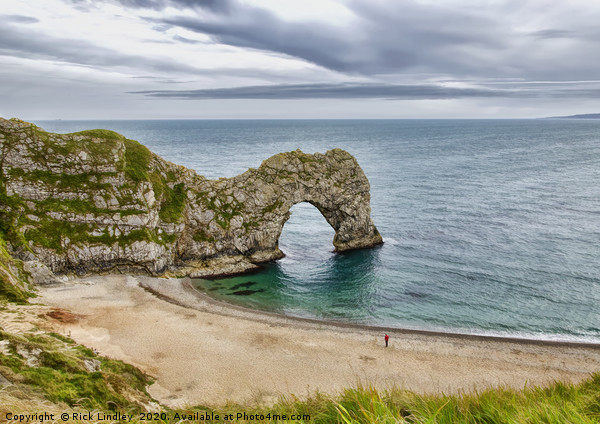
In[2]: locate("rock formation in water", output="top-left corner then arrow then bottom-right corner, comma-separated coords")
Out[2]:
0,118 -> 382,281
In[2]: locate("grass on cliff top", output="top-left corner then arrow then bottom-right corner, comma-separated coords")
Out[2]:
2,125 -> 186,253
123,138 -> 152,182
0,371 -> 599,423
196,375 -> 600,424
306,375 -> 600,423
209,372 -> 595,423
24,126 -> 123,164
0,330 -> 153,413
70,129 -> 125,141
123,138 -> 187,223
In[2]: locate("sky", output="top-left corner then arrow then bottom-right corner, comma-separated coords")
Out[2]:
2,0 -> 600,119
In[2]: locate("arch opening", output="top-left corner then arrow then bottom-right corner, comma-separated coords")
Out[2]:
278,202 -> 336,260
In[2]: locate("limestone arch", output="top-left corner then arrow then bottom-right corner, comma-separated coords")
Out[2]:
233,149 -> 384,263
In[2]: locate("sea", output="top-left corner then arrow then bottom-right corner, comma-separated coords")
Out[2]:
35,119 -> 600,343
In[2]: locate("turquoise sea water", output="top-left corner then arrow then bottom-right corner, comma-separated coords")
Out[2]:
36,119 -> 600,342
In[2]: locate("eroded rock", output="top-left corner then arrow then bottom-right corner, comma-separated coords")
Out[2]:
0,118 -> 382,279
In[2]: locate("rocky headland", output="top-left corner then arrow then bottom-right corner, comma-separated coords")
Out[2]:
0,118 -> 382,285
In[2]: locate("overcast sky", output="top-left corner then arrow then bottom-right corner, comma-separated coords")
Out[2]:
2,0 -> 600,119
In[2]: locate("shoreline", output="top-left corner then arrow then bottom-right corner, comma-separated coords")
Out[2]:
37,274 -> 600,407
145,276 -> 600,349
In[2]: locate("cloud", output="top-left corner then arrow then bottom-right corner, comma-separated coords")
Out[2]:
0,14 -> 40,24
132,80 -> 600,101
6,0 -> 600,118
0,22 -> 202,76
132,82 -> 513,100
531,29 -> 576,39
54,0 -> 600,83
144,0 -> 600,83
173,34 -> 202,44
154,1 -> 508,76
64,0 -> 230,13
0,18 -> 322,90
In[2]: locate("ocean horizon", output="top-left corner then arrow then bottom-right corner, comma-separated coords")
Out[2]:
35,118 -> 600,343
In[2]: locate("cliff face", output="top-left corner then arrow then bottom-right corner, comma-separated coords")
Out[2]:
0,118 -> 382,279
0,232 -> 31,302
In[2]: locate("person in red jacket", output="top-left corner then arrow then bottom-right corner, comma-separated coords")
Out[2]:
384,334 -> 389,347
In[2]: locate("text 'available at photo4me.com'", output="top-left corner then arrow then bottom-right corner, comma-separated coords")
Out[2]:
4,410 -> 313,422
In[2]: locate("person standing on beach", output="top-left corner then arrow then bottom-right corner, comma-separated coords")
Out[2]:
384,334 -> 389,347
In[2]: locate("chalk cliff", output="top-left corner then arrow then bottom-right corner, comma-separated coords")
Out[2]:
0,118 -> 382,281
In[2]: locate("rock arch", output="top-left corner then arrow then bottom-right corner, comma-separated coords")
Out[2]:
1,119 -> 382,277
181,148 -> 383,265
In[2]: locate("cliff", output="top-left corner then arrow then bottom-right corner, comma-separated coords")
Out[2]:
543,113 -> 600,119
0,118 -> 382,281
0,232 -> 31,302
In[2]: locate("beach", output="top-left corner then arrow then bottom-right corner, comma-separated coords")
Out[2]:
37,275 -> 600,408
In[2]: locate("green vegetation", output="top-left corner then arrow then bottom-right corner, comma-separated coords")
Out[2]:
0,166 -> 27,251
262,200 -> 284,214
71,129 -> 125,142
23,221 -> 176,253
24,220 -> 93,253
297,153 -> 321,164
275,377 -> 600,423
35,198 -> 144,218
195,191 -> 244,231
119,228 -> 177,247
158,182 -> 186,223
121,138 -> 189,223
121,139 -> 188,224
0,120 -> 189,259
242,220 -> 260,231
0,330 -> 152,412
123,138 -> 152,182
8,168 -> 113,192
192,228 -> 215,243
257,150 -> 331,185
1,362 -> 599,423
24,126 -> 123,166
166,374 -> 600,423
0,234 -> 31,303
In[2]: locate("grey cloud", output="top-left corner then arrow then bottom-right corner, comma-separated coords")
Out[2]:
63,0 -> 230,12
0,23 -> 201,76
531,29 -> 576,39
0,21 -> 313,84
152,24 -> 172,32
130,75 -> 188,84
59,0 -> 600,82
123,0 -> 231,12
153,0 -> 512,77
173,34 -> 202,44
160,13 -> 356,72
1,14 -> 40,24
132,81 -> 600,100
132,82 -> 514,100
150,0 -> 600,82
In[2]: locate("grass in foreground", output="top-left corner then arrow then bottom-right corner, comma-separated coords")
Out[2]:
238,375 -> 600,423
0,329 -> 155,416
1,369 -> 599,423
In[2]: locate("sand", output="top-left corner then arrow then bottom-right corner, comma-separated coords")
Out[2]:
36,275 -> 600,408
